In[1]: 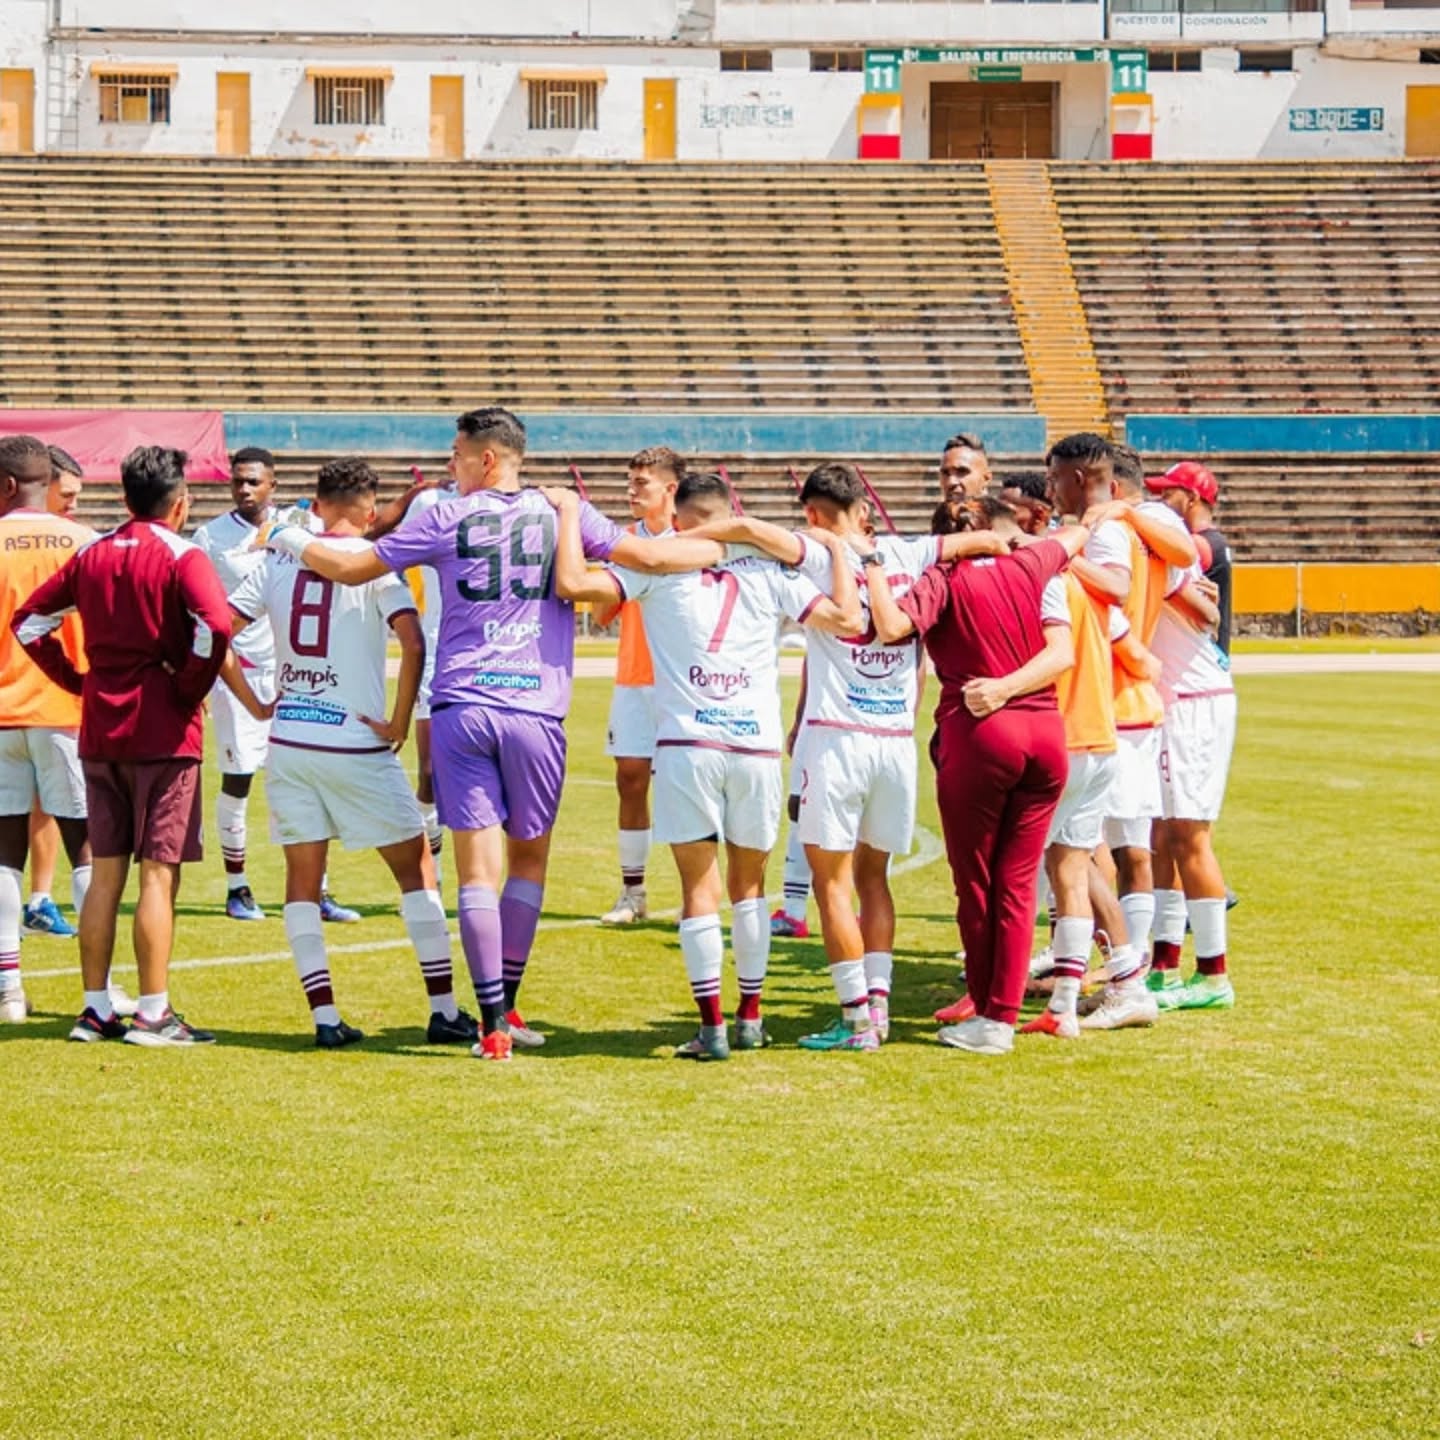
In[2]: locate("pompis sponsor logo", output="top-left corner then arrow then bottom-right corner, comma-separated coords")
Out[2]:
484,618 -> 543,650
280,661 -> 339,691
853,645 -> 908,680
688,665 -> 751,697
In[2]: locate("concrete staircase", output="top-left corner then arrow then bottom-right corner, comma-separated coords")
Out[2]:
986,161 -> 1110,445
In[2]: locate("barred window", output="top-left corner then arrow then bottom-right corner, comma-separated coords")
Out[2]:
720,50 -> 773,73
810,51 -> 863,73
99,75 -> 172,124
527,79 -> 598,131
314,75 -> 385,126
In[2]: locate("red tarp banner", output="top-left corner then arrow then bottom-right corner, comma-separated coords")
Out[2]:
0,410 -> 230,482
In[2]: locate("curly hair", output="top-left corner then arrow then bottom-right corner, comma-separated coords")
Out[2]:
315,456 -> 379,500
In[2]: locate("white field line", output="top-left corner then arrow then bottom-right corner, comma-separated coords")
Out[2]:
22,824 -> 945,983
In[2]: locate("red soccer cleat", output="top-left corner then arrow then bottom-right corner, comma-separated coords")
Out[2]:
934,994 -> 976,1025
1019,1008 -> 1080,1039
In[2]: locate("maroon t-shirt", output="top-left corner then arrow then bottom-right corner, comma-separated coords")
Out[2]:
14,518 -> 232,763
898,537 -> 1071,726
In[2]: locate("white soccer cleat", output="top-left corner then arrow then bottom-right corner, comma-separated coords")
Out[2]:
600,888 -> 647,925
503,1010 -> 546,1048
937,1017 -> 1014,1055
0,988 -> 30,1024
1080,982 -> 1159,1031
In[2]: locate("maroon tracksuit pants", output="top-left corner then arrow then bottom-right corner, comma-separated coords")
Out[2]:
935,705 -> 1068,1026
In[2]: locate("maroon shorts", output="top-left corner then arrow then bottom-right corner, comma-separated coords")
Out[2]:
83,758 -> 204,864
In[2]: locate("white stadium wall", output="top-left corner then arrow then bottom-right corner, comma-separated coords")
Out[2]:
57,0 -> 682,40
713,0 -> 1105,45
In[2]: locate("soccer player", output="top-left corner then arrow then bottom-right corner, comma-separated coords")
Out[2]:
689,465 -> 1007,1051
592,446 -> 683,926
224,458 -> 474,1048
15,445 -> 232,1046
998,470 -> 1054,536
1088,445 -> 1199,1024
548,472 -> 862,1061
1019,435 -> 1155,1038
1165,461 -> 1233,657
196,448 -> 363,924
936,432 -> 991,504
266,406 -> 723,1060
22,444 -> 88,937
865,499 -> 1091,1056
1143,472 -> 1236,1010
0,436 -> 96,1022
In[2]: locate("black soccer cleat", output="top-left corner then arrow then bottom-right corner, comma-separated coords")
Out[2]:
315,1020 -> 365,1049
426,1007 -> 479,1045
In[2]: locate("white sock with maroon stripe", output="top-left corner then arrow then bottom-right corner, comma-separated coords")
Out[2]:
1049,915 -> 1093,1015
401,888 -> 458,1019
781,828 -> 810,922
863,950 -> 894,999
0,866 -> 22,994
217,791 -> 249,890
284,901 -> 339,1027
679,914 -> 724,1026
617,829 -> 650,891
731,898 -> 770,1020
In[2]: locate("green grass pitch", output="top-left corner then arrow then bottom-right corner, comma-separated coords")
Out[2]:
2,674 -> 1438,1438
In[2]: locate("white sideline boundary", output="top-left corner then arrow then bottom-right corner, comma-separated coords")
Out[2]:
21,824 -> 945,984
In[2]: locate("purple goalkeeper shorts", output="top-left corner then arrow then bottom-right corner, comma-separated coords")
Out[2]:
429,703 -> 567,840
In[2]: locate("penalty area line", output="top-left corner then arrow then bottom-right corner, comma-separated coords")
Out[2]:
22,825 -> 944,983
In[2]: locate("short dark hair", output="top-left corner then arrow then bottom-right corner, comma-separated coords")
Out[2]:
457,406 -> 527,457
999,470 -> 1050,503
0,434 -> 53,487
629,445 -> 687,483
800,462 -> 865,509
315,456 -> 379,501
943,432 -> 986,455
1110,444 -> 1145,489
47,445 -> 83,480
231,446 -> 276,471
675,472 -> 732,510
121,445 -> 188,519
1045,432 -> 1113,468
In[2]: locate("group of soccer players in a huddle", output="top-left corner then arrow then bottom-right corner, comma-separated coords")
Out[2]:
0,406 -> 1235,1058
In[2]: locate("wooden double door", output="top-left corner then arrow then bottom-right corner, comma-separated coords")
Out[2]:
930,82 -> 1056,160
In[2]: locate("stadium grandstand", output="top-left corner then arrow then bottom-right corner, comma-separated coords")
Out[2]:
4,0 -> 1440,625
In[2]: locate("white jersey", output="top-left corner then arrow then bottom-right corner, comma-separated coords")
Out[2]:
1151,561 -> 1234,703
229,535 -> 417,753
194,507 -> 277,671
610,546 -> 826,754
401,483 -> 458,643
793,531 -> 937,736
1135,500 -> 1193,596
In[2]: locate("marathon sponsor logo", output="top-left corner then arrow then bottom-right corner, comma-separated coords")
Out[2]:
276,700 -> 346,727
4,533 -> 77,552
473,669 -> 542,692
689,665 -> 751,697
483,618 -> 544,650
849,689 -> 908,717
695,707 -> 760,737
280,661 -> 339,691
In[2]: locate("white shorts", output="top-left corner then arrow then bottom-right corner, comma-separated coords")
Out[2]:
0,727 -> 86,820
415,637 -> 438,722
605,685 -> 658,760
1103,727 -> 1163,852
1047,750 -> 1118,851
213,671 -> 275,775
652,745 -> 782,852
794,725 -> 916,856
1160,691 -> 1237,823
266,743 -> 425,851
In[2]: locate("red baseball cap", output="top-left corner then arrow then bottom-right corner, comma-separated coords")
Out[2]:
1145,460 -> 1219,505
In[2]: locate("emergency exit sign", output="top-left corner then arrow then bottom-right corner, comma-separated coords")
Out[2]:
1111,50 -> 1148,95
974,66 -> 1023,83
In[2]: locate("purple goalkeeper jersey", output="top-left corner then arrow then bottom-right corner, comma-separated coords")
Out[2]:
375,488 -> 622,719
